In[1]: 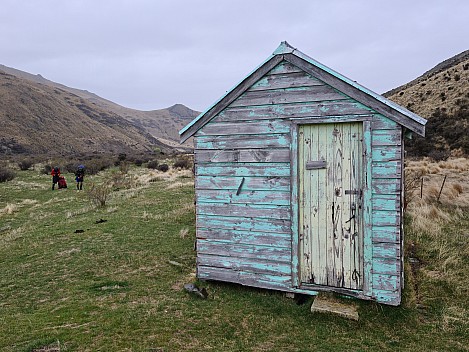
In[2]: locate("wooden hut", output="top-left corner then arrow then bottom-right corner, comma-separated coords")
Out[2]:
180,42 -> 426,305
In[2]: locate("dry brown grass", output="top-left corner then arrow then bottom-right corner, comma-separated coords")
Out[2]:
406,157 -> 469,236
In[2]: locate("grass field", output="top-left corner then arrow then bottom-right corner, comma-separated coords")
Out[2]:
0,162 -> 468,351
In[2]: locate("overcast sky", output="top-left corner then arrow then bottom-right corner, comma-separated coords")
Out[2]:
1,0 -> 468,112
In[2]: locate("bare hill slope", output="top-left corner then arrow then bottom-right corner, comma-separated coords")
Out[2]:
384,50 -> 469,157
0,70 -> 165,155
0,65 -> 198,155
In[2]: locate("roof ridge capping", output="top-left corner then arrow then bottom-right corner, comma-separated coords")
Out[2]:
272,41 -> 296,55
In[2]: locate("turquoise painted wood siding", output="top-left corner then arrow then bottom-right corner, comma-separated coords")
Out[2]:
193,60 -> 404,305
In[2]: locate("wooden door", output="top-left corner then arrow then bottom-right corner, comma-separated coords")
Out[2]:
298,122 -> 363,290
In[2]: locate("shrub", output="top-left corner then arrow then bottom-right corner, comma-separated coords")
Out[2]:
134,159 -> 143,167
18,159 -> 33,171
157,164 -> 169,172
0,167 -> 15,183
42,165 -> 52,175
64,162 -> 77,173
119,161 -> 129,174
147,160 -> 159,169
86,158 -> 113,175
428,150 -> 450,162
86,182 -> 111,207
173,159 -> 191,170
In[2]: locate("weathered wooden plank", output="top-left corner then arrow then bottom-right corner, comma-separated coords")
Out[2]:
230,86 -> 346,108
268,61 -> 303,75
372,129 -> 402,146
197,254 -> 292,275
195,175 -> 290,191
372,289 -> 400,306
196,188 -> 290,206
197,228 -> 291,247
372,145 -> 401,162
372,178 -> 401,194
214,101 -> 371,122
283,53 -> 425,136
197,202 -> 290,220
195,148 -> 290,163
197,265 -> 292,291
372,194 -> 400,211
196,163 -> 291,177
372,274 -> 400,291
362,120 -> 373,295
197,240 -> 291,262
372,258 -> 400,275
197,119 -> 290,136
373,242 -> 400,259
316,123 -> 329,285
373,211 -> 401,227
372,226 -> 400,243
290,123 -> 300,287
180,55 -> 284,143
195,133 -> 290,149
249,71 -> 323,91
197,214 -> 291,233
371,115 -> 398,130
372,161 -> 402,179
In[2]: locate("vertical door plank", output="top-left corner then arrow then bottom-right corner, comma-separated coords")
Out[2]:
341,123 -> 352,289
310,124 -> 321,284
317,124 -> 328,285
324,124 -> 335,286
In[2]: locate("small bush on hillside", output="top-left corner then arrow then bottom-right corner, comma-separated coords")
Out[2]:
18,159 -> 34,171
147,160 -> 159,169
86,158 -> 113,175
64,162 -> 77,174
157,164 -> 169,172
42,165 -> 52,175
119,161 -> 129,174
0,167 -> 15,183
86,182 -> 111,207
173,159 -> 191,170
134,159 -> 143,167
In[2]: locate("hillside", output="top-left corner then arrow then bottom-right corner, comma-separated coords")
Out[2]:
384,50 -> 469,158
0,70 -> 165,155
0,65 -> 198,156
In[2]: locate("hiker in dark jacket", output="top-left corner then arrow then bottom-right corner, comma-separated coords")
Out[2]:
51,166 -> 60,190
75,165 -> 85,190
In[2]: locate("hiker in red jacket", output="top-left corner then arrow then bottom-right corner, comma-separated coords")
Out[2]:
51,166 -> 60,190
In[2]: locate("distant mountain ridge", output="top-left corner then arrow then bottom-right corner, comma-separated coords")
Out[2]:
0,64 -> 198,156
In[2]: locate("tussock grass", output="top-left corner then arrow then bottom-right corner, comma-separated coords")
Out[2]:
405,157 -> 469,338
